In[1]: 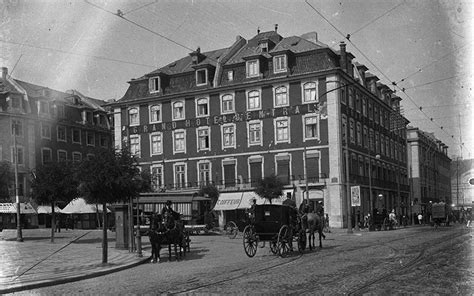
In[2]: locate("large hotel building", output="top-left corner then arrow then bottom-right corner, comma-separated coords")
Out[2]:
111,29 -> 410,228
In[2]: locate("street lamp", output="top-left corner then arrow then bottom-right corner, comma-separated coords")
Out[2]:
12,120 -> 23,242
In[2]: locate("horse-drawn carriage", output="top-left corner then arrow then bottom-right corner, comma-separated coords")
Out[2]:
147,211 -> 191,263
242,204 -> 310,258
432,202 -> 450,228
371,212 -> 389,231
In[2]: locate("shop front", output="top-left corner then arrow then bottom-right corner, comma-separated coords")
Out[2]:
0,203 -> 38,230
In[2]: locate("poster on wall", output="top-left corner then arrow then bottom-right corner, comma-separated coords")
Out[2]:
351,186 -> 361,207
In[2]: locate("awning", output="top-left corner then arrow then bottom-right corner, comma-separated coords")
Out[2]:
213,192 -> 243,211
0,203 -> 37,214
61,198 -> 111,214
37,205 -> 62,214
136,193 -> 211,204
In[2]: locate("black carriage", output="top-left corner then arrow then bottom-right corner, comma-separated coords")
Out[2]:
432,202 -> 450,227
242,204 -> 306,258
371,212 -> 389,231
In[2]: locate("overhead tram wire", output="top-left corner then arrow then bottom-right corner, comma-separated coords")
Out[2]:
84,0 -> 220,64
395,41 -> 470,85
349,1 -> 405,37
122,0 -> 158,16
84,0 -> 194,53
402,75 -> 461,90
0,38 -> 154,68
304,0 -> 470,155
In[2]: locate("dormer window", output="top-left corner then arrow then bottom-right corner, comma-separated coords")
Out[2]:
246,60 -> 259,78
196,69 -> 208,86
227,70 -> 234,82
273,54 -> 287,73
149,76 -> 161,93
260,42 -> 268,52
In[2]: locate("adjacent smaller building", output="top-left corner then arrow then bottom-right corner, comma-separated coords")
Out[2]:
407,126 -> 451,219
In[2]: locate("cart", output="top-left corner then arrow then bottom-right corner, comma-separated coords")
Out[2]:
432,202 -> 449,228
242,204 -> 306,258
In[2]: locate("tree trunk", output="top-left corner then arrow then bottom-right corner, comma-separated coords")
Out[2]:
50,202 -> 55,243
102,203 -> 108,264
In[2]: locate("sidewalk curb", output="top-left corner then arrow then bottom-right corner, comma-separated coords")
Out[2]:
0,255 -> 150,294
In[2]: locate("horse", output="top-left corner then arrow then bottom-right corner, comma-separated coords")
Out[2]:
306,212 -> 324,250
148,213 -> 167,263
162,210 -> 186,260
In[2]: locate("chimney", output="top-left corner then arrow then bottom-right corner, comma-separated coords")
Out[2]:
2,67 -> 7,79
257,27 -> 260,34
274,24 -> 278,32
339,42 -> 347,73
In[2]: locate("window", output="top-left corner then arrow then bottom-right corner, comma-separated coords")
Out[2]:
12,146 -> 24,165
227,70 -> 234,82
39,101 -> 49,114
11,97 -> 20,108
305,151 -> 320,183
349,118 -> 355,144
348,88 -> 354,109
368,101 -> 373,119
128,107 -> 139,126
369,129 -> 374,151
247,90 -> 261,110
274,86 -> 288,107
340,87 -> 346,105
385,136 -> 390,157
223,159 -> 236,187
221,94 -> 234,114
196,98 -> 209,117
304,115 -> 319,140
198,161 -> 211,186
86,131 -> 95,146
149,76 -> 161,93
374,105 -> 379,123
72,152 -> 82,162
380,110 -> 384,128
41,123 -> 51,139
197,127 -> 210,151
302,82 -> 317,103
41,148 -> 52,164
342,115 -> 347,142
248,121 -> 262,146
273,55 -> 287,73
196,69 -> 207,85
130,135 -> 140,156
381,136 -> 385,156
276,155 -> 291,185
362,98 -> 367,117
275,118 -> 290,143
375,132 -> 380,154
150,132 -> 162,155
100,135 -> 108,148
173,130 -> 186,153
222,124 -> 235,148
174,163 -> 186,189
249,157 -> 263,186
356,122 -> 362,146
172,101 -> 184,120
87,154 -> 95,161
72,129 -> 81,144
356,92 -> 361,113
58,150 -> 67,162
246,60 -> 259,78
57,104 -> 65,118
57,126 -> 66,142
363,125 -> 369,148
151,165 -> 164,191
149,105 -> 161,123
11,119 -> 22,136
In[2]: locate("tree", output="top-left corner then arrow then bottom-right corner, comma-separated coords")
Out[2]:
31,161 -> 78,242
198,183 -> 220,210
254,175 -> 284,204
76,148 -> 143,264
0,161 -> 12,202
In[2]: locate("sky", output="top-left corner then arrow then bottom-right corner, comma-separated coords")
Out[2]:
1,0 -> 473,159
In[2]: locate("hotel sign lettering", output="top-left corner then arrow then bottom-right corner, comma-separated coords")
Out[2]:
126,102 -> 326,135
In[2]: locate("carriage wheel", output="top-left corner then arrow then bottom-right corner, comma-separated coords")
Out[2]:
270,240 -> 279,254
297,229 -> 307,253
277,225 -> 291,257
243,225 -> 258,257
225,221 -> 239,239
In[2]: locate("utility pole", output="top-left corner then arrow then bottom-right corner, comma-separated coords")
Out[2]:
12,121 -> 23,242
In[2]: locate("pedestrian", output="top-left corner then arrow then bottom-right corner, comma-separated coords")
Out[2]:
418,213 -> 423,225
324,213 -> 331,233
161,200 -> 179,220
282,192 -> 296,208
466,211 -> 472,228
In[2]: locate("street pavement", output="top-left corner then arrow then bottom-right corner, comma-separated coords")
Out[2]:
0,228 -> 149,294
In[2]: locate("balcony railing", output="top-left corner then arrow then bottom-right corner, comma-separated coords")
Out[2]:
152,174 -> 329,193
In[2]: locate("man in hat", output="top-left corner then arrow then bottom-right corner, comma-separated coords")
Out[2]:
161,200 -> 179,220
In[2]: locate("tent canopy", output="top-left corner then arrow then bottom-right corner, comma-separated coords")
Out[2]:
0,203 -> 37,214
36,205 -> 62,214
61,198 -> 111,214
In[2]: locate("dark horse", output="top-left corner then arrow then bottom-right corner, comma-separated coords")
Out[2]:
306,213 -> 324,250
148,213 -> 185,263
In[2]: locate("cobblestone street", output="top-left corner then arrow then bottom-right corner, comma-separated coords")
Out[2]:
8,225 -> 473,295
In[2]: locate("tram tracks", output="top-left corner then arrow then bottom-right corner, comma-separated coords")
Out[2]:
346,228 -> 470,296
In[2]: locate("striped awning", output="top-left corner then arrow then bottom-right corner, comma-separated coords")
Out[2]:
37,205 -> 62,214
0,203 -> 37,214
